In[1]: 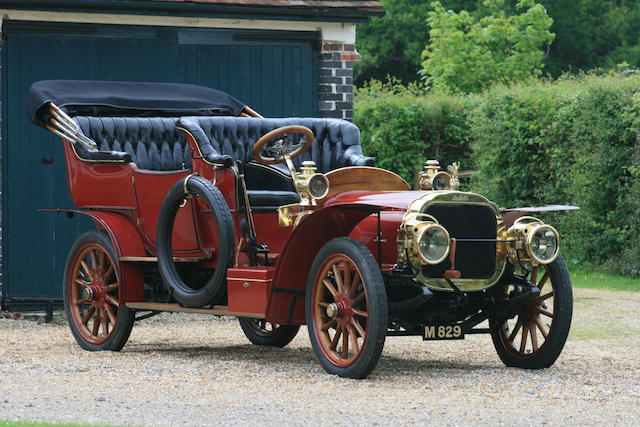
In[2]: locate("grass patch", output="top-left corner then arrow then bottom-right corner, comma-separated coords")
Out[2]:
569,268 -> 640,292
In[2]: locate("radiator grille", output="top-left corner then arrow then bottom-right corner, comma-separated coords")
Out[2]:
421,203 -> 497,279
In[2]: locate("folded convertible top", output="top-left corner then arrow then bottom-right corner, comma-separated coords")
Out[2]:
27,80 -> 247,127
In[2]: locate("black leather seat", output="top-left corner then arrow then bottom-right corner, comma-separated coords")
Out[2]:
178,117 -> 375,209
74,117 -> 191,171
72,115 -> 375,210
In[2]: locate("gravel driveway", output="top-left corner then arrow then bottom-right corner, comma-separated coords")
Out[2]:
1,287 -> 638,426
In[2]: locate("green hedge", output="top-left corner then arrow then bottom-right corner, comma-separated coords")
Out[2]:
354,85 -> 472,185
354,75 -> 640,277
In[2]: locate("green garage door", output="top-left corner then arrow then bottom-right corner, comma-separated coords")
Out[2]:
2,21 -> 317,309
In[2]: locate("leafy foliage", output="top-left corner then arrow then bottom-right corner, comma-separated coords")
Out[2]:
354,0 -> 432,85
540,0 -> 638,76
355,0 -> 640,85
354,79 -> 472,184
421,0 -> 555,93
354,0 -> 479,86
354,74 -> 640,277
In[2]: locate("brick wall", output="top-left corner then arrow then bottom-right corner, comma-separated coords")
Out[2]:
318,40 -> 360,121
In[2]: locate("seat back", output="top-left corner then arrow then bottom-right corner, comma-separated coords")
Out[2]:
178,117 -> 369,173
74,117 -> 191,171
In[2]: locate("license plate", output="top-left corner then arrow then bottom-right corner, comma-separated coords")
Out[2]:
423,325 -> 465,340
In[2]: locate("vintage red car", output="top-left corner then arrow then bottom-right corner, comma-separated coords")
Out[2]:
28,80 -> 576,379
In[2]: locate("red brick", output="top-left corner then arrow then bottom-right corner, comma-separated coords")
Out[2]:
340,53 -> 361,61
343,44 -> 355,51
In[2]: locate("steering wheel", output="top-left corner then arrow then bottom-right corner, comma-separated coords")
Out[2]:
253,125 -> 314,165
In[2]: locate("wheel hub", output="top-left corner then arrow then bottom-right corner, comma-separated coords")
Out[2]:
326,303 -> 339,318
82,287 -> 95,301
331,294 -> 353,326
88,280 -> 106,308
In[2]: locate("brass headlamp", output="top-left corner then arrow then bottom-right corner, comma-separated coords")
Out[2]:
294,160 -> 330,206
278,160 -> 330,227
507,216 -> 560,265
419,160 -> 461,191
398,213 -> 451,266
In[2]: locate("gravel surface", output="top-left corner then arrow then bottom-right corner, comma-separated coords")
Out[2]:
0,287 -> 638,426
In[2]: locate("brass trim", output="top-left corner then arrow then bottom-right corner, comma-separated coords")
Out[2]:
277,203 -> 314,228
400,191 -> 507,292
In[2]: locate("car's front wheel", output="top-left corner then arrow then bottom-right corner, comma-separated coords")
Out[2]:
490,256 -> 573,369
305,237 -> 387,379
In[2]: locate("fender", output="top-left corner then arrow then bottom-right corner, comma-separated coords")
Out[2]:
267,191 -> 426,325
267,205 -> 381,325
502,205 -> 579,228
41,209 -> 146,302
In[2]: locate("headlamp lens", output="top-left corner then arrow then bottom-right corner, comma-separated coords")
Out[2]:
529,225 -> 559,264
308,174 -> 329,199
431,172 -> 451,191
418,225 -> 450,264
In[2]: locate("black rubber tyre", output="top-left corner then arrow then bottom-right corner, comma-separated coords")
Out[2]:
63,231 -> 135,351
490,256 -> 573,369
305,237 -> 388,379
157,175 -> 235,307
238,318 -> 300,347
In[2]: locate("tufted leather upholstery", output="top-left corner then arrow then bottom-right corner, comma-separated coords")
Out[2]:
178,117 -> 374,173
74,117 -> 191,171
71,115 -> 375,209
178,117 -> 375,208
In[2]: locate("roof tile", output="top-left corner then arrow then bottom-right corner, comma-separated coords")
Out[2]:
147,0 -> 383,10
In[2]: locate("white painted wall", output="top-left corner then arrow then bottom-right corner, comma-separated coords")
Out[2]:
0,9 -> 356,43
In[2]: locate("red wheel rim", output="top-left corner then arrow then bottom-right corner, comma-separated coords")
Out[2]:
312,254 -> 368,367
498,265 -> 556,359
67,243 -> 120,345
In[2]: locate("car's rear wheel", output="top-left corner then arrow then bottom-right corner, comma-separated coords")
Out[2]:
306,237 -> 387,379
238,318 -> 300,347
490,256 -> 573,369
64,231 -> 135,351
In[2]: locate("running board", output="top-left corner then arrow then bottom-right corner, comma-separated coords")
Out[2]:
119,256 -> 203,263
125,302 -> 264,319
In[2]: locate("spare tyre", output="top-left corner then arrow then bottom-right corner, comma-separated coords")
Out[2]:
156,175 -> 235,307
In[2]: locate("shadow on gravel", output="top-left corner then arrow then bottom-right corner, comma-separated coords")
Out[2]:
122,343 -> 497,379
126,343 -> 316,363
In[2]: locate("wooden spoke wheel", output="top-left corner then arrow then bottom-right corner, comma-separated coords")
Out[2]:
306,237 -> 387,379
238,318 -> 300,347
490,256 -> 573,369
64,231 -> 134,351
